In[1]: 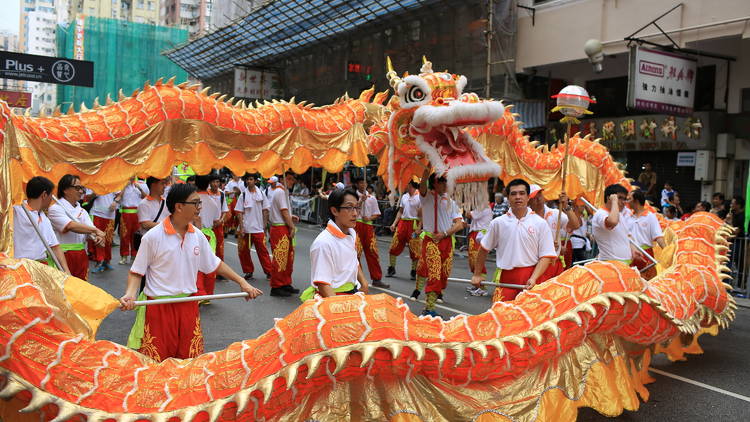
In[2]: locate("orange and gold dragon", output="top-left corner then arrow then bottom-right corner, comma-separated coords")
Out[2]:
0,62 -> 737,421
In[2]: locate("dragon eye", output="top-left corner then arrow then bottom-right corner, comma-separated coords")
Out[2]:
406,85 -> 426,103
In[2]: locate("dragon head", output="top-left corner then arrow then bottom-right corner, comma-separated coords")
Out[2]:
371,57 -> 502,209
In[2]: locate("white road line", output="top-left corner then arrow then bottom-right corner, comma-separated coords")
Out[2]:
369,286 -> 469,316
649,368 -> 750,402
226,241 -> 256,254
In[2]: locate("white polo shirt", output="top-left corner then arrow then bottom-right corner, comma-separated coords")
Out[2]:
130,217 -> 221,297
48,198 -> 93,245
198,190 -> 228,229
469,207 -> 493,232
137,196 -> 170,227
13,204 -> 59,261
121,182 -> 148,208
630,210 -> 663,248
357,191 -> 381,219
269,186 -> 290,224
399,191 -> 420,219
91,192 -> 118,219
480,208 -> 557,270
238,188 -> 270,233
592,208 -> 632,261
420,192 -> 463,234
310,221 -> 360,290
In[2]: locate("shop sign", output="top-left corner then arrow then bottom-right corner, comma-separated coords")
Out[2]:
234,66 -> 283,99
0,51 -> 94,87
676,152 -> 696,166
577,111 -> 713,152
74,14 -> 85,60
0,90 -> 32,108
627,46 -> 697,115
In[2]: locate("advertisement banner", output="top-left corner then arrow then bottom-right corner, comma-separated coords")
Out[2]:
233,66 -> 283,100
0,51 -> 94,87
627,46 -> 697,115
0,90 -> 32,108
74,14 -> 85,60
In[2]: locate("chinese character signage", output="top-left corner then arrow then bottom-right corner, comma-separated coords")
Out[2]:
627,46 -> 696,115
578,111 -> 715,152
0,90 -> 32,108
0,51 -> 94,87
234,66 -> 283,100
74,14 -> 85,61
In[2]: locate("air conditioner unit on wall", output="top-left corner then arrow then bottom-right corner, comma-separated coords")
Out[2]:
716,133 -> 735,158
695,150 -> 715,181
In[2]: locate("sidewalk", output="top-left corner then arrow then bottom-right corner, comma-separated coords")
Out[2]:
736,297 -> 750,309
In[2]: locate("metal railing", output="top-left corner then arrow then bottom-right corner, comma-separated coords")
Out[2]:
729,236 -> 749,298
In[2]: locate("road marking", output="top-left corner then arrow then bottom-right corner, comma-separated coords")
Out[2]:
226,241 -> 256,254
369,286 -> 470,316
648,368 -> 750,402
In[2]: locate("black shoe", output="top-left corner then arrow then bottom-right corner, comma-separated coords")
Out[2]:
410,289 -> 420,301
282,285 -> 300,294
436,293 -> 444,304
217,275 -> 227,281
386,266 -> 396,277
265,273 -> 272,280
270,287 -> 292,297
372,279 -> 390,288
243,273 -> 253,280
410,269 -> 416,280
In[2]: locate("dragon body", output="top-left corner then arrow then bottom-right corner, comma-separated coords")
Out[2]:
0,68 -> 738,421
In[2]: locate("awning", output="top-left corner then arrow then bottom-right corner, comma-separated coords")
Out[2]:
164,0 -> 440,80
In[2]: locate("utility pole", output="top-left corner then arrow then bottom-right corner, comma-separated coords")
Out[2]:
485,0 -> 494,98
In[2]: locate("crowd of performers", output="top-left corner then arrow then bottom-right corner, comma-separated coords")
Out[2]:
13,167 -> 668,360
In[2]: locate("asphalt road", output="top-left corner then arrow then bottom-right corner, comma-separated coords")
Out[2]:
89,222 -> 750,421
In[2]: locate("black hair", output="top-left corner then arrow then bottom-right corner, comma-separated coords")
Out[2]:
146,176 -> 161,189
57,174 -> 80,199
505,178 -> 530,196
195,175 -> 211,191
352,176 -> 364,185
242,172 -> 260,181
665,205 -> 677,214
733,196 -> 745,208
604,184 -> 628,199
26,176 -> 54,199
713,192 -> 725,201
328,188 -> 359,219
631,189 -> 646,206
186,175 -> 196,184
166,183 -> 198,213
428,173 -> 447,190
409,181 -> 419,189
284,171 -> 297,179
207,172 -> 221,182
664,181 -> 673,187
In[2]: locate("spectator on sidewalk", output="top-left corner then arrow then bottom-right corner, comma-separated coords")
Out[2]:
660,181 -> 675,211
637,162 -> 658,202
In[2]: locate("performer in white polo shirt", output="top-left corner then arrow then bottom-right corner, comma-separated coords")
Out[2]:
236,173 -> 273,281
137,176 -> 169,233
628,189 -> 666,279
13,176 -> 70,274
465,202 -> 493,296
300,188 -> 370,301
353,177 -> 388,288
472,179 -> 557,302
90,189 -> 122,273
120,183 -> 262,361
118,177 -> 148,264
387,180 -> 422,280
268,176 -> 300,297
528,184 -> 581,279
48,174 -> 105,280
591,184 -> 634,264
411,168 -> 464,316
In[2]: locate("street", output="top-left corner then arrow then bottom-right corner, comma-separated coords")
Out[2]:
92,222 -> 750,421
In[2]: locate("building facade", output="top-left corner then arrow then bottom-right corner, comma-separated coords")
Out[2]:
18,0 -> 59,115
162,0 -> 211,38
67,0 -> 161,24
514,0 -> 750,205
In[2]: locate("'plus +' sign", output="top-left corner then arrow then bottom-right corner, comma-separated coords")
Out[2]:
37,66 -> 44,72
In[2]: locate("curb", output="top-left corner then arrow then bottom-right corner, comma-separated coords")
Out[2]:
735,298 -> 750,309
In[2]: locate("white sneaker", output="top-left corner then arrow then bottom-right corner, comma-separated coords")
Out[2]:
470,288 -> 489,297
118,256 -> 127,265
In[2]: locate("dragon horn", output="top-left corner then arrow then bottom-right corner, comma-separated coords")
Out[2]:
386,56 -> 402,90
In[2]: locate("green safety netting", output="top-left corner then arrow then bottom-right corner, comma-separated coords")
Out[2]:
56,16 -> 188,109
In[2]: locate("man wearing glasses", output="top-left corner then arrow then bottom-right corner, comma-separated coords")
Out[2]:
48,174 -> 105,280
120,183 -> 262,361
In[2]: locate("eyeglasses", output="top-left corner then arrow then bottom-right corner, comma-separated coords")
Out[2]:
71,185 -> 85,192
179,200 -> 202,208
337,206 -> 358,212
